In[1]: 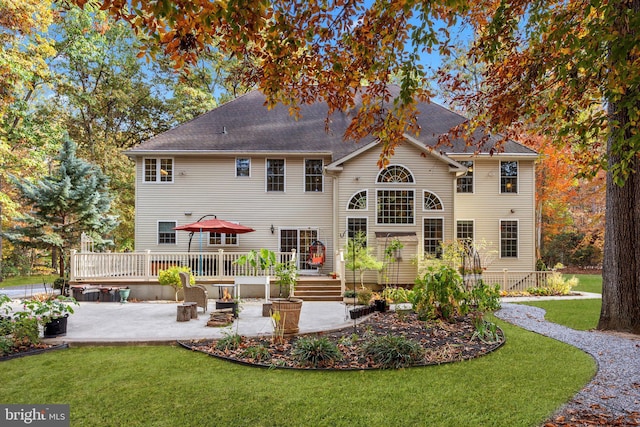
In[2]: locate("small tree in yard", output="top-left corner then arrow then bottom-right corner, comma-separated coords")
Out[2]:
345,232 -> 383,288
3,138 -> 118,277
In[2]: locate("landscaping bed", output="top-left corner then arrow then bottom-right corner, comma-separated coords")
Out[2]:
179,310 -> 505,370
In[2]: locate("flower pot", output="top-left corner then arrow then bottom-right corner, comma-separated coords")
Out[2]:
271,298 -> 303,334
119,288 -> 130,303
44,315 -> 68,338
374,299 -> 388,312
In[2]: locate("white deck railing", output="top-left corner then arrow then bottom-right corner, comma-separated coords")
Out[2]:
70,249 -> 296,281
482,270 -> 554,292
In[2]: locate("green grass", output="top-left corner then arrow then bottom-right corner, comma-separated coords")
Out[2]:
0,320 -> 595,427
566,273 -> 602,294
519,299 -> 601,331
0,274 -> 59,289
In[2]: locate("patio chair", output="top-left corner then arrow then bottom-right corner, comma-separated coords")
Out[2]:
179,272 -> 208,313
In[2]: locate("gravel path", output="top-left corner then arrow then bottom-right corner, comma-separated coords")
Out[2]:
495,303 -> 640,424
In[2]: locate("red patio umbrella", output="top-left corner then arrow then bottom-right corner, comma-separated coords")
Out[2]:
174,218 -> 256,235
174,218 -> 256,274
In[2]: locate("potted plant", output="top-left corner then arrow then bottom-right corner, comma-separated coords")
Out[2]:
270,257 -> 303,334
158,266 -> 194,301
22,294 -> 79,338
234,249 -> 276,316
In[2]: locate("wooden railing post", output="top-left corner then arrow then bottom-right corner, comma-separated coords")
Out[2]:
503,268 -> 508,290
70,250 -> 77,281
218,248 -> 224,278
144,250 -> 151,279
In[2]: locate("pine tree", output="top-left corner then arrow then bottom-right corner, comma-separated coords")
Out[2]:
4,137 -> 118,276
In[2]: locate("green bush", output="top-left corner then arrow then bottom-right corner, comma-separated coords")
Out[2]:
356,288 -> 373,305
527,272 -> 578,296
241,345 -> 271,362
215,333 -> 243,351
292,337 -> 342,368
361,335 -> 425,369
381,286 -> 411,303
158,266 -> 194,300
410,265 -> 468,321
467,280 -> 501,312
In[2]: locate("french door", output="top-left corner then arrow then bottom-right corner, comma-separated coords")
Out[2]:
280,228 -> 319,272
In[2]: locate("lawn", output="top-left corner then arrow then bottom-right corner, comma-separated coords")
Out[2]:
0,275 -> 59,289
521,274 -> 602,331
566,273 -> 602,294
0,319 -> 595,427
519,299 -> 601,331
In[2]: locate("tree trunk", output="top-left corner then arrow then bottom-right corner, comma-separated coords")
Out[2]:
598,0 -> 640,334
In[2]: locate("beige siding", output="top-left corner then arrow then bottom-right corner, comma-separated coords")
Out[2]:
452,156 -> 536,271
133,147 -> 537,285
333,143 -> 457,285
135,154 -> 336,271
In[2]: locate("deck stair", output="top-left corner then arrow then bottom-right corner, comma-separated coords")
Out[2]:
294,276 -> 342,301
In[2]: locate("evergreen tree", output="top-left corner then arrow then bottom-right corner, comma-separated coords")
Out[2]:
4,137 -> 118,276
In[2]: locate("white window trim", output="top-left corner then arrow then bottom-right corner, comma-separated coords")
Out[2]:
422,190 -> 445,211
457,160 -> 474,194
376,164 -> 415,184
422,216 -> 445,256
157,220 -> 177,245
499,219 -> 519,259
375,188 -> 416,226
265,158 -> 286,192
235,157 -> 251,178
346,189 -> 369,211
303,158 -> 324,193
499,160 -> 519,194
143,157 -> 174,184
456,219 -> 475,241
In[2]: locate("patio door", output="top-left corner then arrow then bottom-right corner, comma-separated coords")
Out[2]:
280,228 -> 319,273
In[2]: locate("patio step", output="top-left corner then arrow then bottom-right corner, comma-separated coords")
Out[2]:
294,281 -> 342,302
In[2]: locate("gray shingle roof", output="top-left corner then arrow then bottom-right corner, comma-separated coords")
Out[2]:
126,86 -> 537,159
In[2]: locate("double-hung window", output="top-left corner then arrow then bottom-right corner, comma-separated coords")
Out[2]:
500,161 -> 518,193
266,159 -> 285,192
144,158 -> 173,183
305,159 -> 323,192
500,220 -> 518,258
457,160 -> 474,193
423,218 -> 443,258
236,158 -> 250,177
158,221 -> 177,244
209,232 -> 238,246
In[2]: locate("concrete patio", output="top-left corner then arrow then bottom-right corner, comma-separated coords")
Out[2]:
43,299 -> 357,345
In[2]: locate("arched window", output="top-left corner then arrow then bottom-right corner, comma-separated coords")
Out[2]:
423,191 -> 443,211
348,190 -> 367,210
377,165 -> 414,183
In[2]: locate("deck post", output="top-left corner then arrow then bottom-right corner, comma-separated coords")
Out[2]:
144,250 -> 151,279
70,250 -> 77,281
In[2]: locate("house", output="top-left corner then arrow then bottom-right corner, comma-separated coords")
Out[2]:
121,85 -> 538,292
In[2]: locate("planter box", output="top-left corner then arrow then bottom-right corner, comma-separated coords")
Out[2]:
43,316 -> 68,338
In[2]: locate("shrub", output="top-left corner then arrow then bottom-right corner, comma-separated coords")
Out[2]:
527,272 -> 578,296
467,281 -> 501,312
241,345 -> 271,362
381,286 -> 411,303
361,335 -> 425,369
410,265 -> 468,321
343,289 -> 356,298
158,266 -> 194,300
356,288 -> 373,306
292,337 -> 342,367
215,333 -> 243,351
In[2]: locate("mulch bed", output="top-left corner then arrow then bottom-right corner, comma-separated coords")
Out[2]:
179,310 -> 505,370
